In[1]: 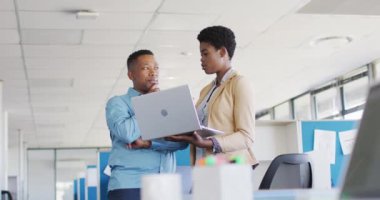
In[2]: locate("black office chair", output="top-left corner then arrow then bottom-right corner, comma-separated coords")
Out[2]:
1,190 -> 13,200
259,153 -> 312,190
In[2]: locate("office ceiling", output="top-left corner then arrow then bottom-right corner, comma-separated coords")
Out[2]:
2,0 -> 380,148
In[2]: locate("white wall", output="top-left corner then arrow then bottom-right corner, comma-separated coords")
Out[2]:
28,150 -> 55,200
8,147 -> 19,177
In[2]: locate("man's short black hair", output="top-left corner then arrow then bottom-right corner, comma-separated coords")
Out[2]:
127,49 -> 154,70
197,26 -> 236,59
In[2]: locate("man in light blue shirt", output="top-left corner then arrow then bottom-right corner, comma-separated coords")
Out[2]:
106,49 -> 188,200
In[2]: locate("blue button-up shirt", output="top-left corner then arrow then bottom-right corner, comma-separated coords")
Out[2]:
105,87 -> 188,190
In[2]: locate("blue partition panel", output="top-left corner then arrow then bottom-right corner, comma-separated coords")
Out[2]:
98,151 -> 110,200
175,146 -> 190,166
79,178 -> 85,200
87,165 -> 97,200
88,187 -> 97,200
301,120 -> 357,187
98,147 -> 190,200
73,179 -> 78,200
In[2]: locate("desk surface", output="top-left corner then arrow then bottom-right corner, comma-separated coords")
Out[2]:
254,189 -> 339,200
183,189 -> 340,200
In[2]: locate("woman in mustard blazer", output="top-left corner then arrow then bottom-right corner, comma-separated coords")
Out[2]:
168,26 -> 258,169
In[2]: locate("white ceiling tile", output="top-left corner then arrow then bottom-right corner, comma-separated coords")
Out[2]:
82,30 -> 142,45
17,0 -> 162,12
0,69 -> 25,79
273,14 -> 380,33
0,58 -> 24,69
0,45 -> 21,57
30,78 -> 74,88
20,11 -> 154,30
150,13 -> 218,31
0,0 -> 14,10
0,30 -> 19,44
27,68 -> 121,79
214,0 -> 310,47
30,92 -> 108,106
160,0 -> 229,14
23,45 -> 133,58
33,106 -> 69,116
9,119 -> 35,132
0,12 -> 17,28
141,30 -> 198,47
25,58 -> 125,69
299,0 -> 380,15
2,79 -> 27,89
22,29 -> 82,45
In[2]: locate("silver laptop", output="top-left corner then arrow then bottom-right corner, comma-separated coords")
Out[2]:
340,82 -> 380,198
131,85 -> 223,140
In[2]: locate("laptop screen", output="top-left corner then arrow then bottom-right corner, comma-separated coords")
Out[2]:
341,83 -> 380,198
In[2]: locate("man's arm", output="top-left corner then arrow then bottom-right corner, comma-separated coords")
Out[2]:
150,138 -> 188,152
106,96 -> 140,144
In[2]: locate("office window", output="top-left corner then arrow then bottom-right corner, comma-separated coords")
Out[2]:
257,113 -> 271,120
344,110 -> 364,120
315,88 -> 341,119
274,102 -> 291,120
343,76 -> 368,111
375,62 -> 380,80
293,94 -> 312,120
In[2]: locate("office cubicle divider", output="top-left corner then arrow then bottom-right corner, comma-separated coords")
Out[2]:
301,120 -> 357,187
73,179 -> 78,200
175,146 -> 190,166
79,177 -> 85,200
97,147 -> 190,200
98,151 -> 110,200
86,165 -> 97,200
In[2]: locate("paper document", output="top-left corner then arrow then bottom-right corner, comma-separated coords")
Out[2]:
198,126 -> 224,138
305,150 -> 331,189
314,129 -> 336,164
339,129 -> 357,155
103,165 -> 111,176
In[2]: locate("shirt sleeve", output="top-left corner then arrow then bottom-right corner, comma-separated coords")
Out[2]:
105,96 -> 141,144
151,138 -> 189,152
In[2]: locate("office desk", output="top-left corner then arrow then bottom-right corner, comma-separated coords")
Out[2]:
254,189 -> 339,200
183,189 -> 339,200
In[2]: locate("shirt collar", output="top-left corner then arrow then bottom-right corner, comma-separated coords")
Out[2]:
213,68 -> 235,86
127,87 -> 142,97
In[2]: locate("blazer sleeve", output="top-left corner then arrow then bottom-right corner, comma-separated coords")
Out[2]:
214,77 -> 255,152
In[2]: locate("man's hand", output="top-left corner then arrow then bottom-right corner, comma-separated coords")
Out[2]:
126,138 -> 152,149
165,132 -> 212,148
148,83 -> 160,93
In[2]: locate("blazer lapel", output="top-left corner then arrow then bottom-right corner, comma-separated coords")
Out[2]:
207,72 -> 238,113
196,83 -> 213,108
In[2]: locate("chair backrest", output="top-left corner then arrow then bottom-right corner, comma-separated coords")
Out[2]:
1,190 -> 13,200
259,153 -> 312,190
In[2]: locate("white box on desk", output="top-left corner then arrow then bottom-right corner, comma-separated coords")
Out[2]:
192,164 -> 253,200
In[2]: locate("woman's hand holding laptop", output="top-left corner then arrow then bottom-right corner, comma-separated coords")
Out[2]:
165,132 -> 213,148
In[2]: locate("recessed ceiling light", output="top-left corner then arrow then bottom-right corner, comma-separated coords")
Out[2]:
76,10 -> 99,20
180,51 -> 192,56
310,36 -> 353,48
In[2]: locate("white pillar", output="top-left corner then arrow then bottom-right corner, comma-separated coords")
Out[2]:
0,80 -> 5,191
3,112 -> 8,190
18,130 -> 26,200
